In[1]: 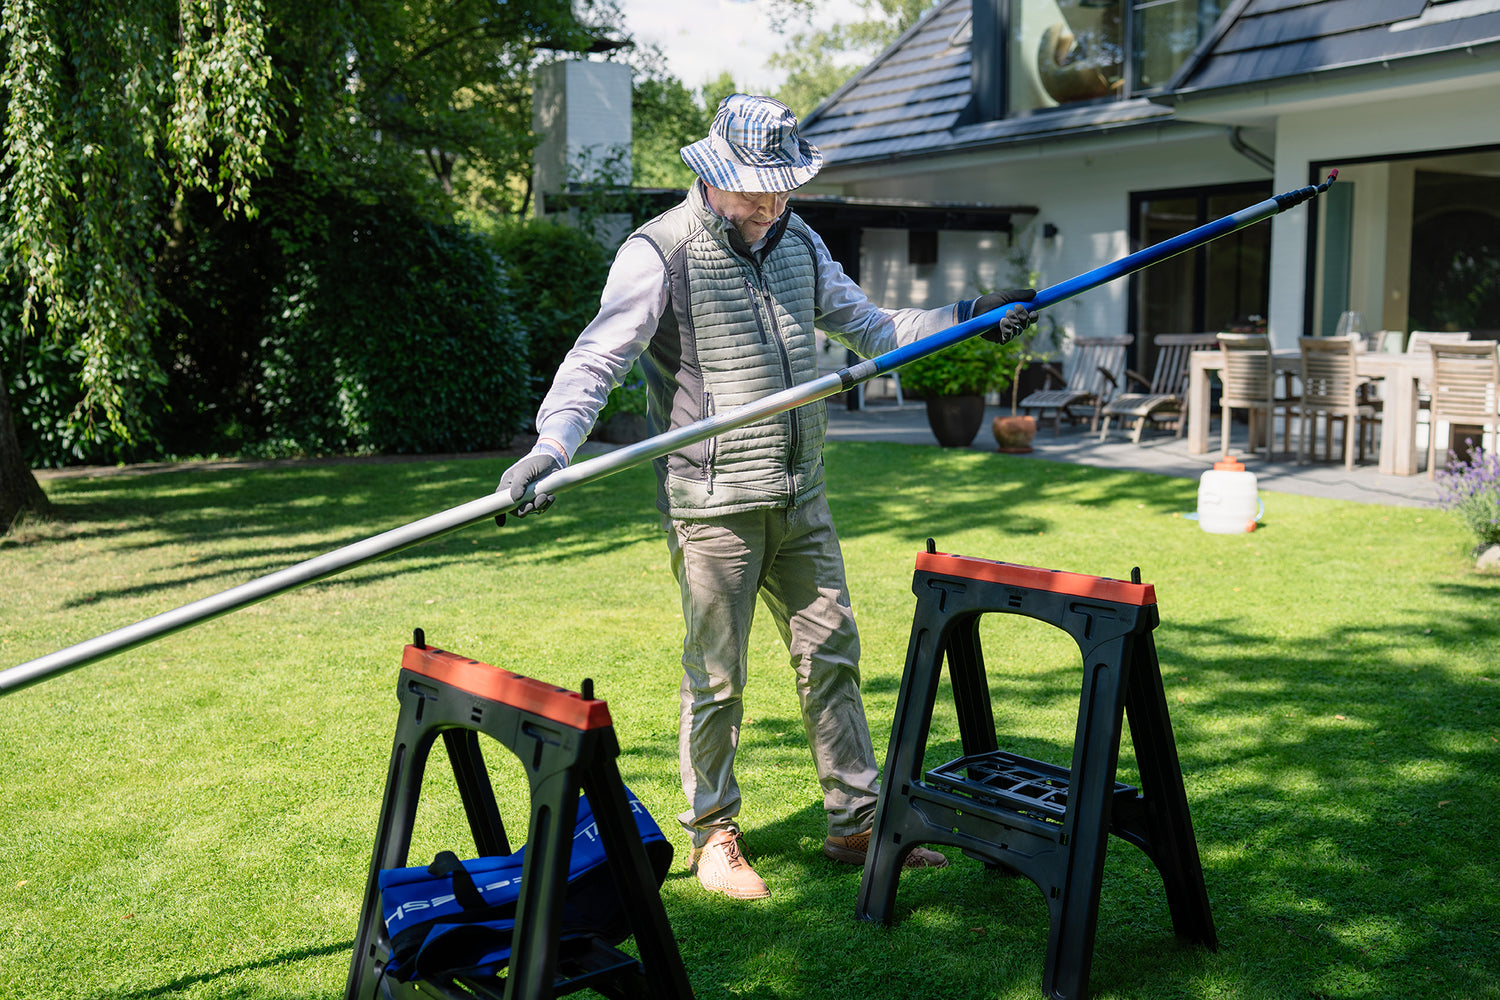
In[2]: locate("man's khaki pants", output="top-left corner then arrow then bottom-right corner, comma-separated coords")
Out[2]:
666,493 -> 880,848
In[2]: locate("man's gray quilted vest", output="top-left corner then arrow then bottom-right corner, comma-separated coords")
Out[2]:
631,185 -> 828,518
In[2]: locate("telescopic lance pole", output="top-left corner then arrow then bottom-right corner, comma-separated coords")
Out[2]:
0,171 -> 1336,697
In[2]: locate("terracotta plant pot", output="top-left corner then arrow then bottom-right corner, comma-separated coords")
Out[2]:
992,414 -> 1037,454
923,394 -> 987,448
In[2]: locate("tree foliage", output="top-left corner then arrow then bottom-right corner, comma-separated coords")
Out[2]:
1,0 -> 280,448
487,218 -> 612,417
0,0 -> 627,527
0,0 -> 614,436
626,47 -> 710,191
352,0 -> 608,217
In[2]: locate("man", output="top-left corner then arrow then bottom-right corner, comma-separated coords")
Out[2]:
500,95 -> 1034,899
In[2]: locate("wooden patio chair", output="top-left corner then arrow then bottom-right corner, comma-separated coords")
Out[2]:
1407,330 -> 1471,353
1427,341 -> 1500,477
1097,333 -> 1218,443
1408,330 -> 1472,419
1215,333 -> 1296,459
1297,336 -> 1379,469
1018,335 -> 1132,435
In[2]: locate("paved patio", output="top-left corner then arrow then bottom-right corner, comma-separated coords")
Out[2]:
33,391 -> 1444,511
825,398 -> 1442,509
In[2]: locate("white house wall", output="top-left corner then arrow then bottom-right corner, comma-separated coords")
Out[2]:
811,122 -> 1272,346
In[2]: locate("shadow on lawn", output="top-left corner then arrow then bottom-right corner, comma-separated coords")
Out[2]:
82,597 -> 1479,1000
31,458 -> 665,607
27,445 -> 1494,998
84,939 -> 353,1000
1146,611 -> 1497,997
823,441 -> 1197,545
26,439 -> 1184,614
654,797 -> 1061,1000
852,603 -> 1498,999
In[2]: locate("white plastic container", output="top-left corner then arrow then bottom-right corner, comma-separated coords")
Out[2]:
1197,456 -> 1260,534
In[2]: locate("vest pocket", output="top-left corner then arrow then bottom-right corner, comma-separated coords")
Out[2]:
743,278 -> 770,344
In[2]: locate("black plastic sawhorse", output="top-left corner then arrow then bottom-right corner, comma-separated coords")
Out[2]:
856,547 -> 1217,1000
345,632 -> 695,1000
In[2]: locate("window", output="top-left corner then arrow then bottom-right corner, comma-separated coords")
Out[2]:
908,230 -> 939,266
1128,182 -> 1271,371
1008,0 -> 1222,116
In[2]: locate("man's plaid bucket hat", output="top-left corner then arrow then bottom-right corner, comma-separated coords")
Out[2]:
680,94 -> 823,194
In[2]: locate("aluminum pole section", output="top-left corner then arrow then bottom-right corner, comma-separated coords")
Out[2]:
0,171 -> 1336,697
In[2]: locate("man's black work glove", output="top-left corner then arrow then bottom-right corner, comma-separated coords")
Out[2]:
973,288 -> 1038,344
495,445 -> 564,526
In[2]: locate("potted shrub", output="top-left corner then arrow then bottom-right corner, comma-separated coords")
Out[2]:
900,337 -> 1020,448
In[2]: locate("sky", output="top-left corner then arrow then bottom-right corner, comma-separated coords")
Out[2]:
613,0 -> 870,93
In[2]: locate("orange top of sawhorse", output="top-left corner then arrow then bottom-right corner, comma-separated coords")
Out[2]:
915,552 -> 1155,607
400,644 -> 614,731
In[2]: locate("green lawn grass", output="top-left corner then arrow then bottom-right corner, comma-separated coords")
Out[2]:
2,442 -> 1496,1000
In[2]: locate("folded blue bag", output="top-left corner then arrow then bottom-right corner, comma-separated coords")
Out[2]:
378,789 -> 671,982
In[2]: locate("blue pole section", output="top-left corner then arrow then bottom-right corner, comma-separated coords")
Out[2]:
0,172 -> 1335,697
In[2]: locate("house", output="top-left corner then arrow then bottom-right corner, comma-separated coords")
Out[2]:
798,0 -> 1500,373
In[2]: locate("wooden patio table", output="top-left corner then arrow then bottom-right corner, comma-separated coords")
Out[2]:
1187,348 -> 1433,476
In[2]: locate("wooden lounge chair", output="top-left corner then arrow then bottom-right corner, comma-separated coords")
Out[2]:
1018,335 -> 1132,435
1097,333 -> 1218,443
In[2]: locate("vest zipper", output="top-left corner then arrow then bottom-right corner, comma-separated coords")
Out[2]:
747,267 -> 800,498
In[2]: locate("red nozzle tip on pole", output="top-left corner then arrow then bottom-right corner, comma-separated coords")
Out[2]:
1327,168 -> 1338,181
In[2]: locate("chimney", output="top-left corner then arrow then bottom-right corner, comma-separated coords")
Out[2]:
970,0 -> 1002,123
532,60 -> 633,213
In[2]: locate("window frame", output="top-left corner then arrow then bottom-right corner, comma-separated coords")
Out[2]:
1002,0 -> 1223,118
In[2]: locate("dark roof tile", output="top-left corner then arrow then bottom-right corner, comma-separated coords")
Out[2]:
1175,0 -> 1500,93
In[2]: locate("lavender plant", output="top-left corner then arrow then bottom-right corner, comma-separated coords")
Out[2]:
1434,445 -> 1500,547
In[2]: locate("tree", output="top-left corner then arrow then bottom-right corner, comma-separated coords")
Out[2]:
1,0 -> 279,528
0,363 -> 49,526
626,47 -> 711,191
354,0 -> 613,218
0,0 -> 615,531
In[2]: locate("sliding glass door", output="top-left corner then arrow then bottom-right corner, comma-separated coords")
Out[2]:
1128,181 -> 1271,372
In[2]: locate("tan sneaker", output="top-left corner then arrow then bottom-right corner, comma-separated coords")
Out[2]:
823,829 -> 949,869
689,829 -> 770,899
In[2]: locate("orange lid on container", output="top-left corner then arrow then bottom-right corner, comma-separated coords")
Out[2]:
1213,456 -> 1245,471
